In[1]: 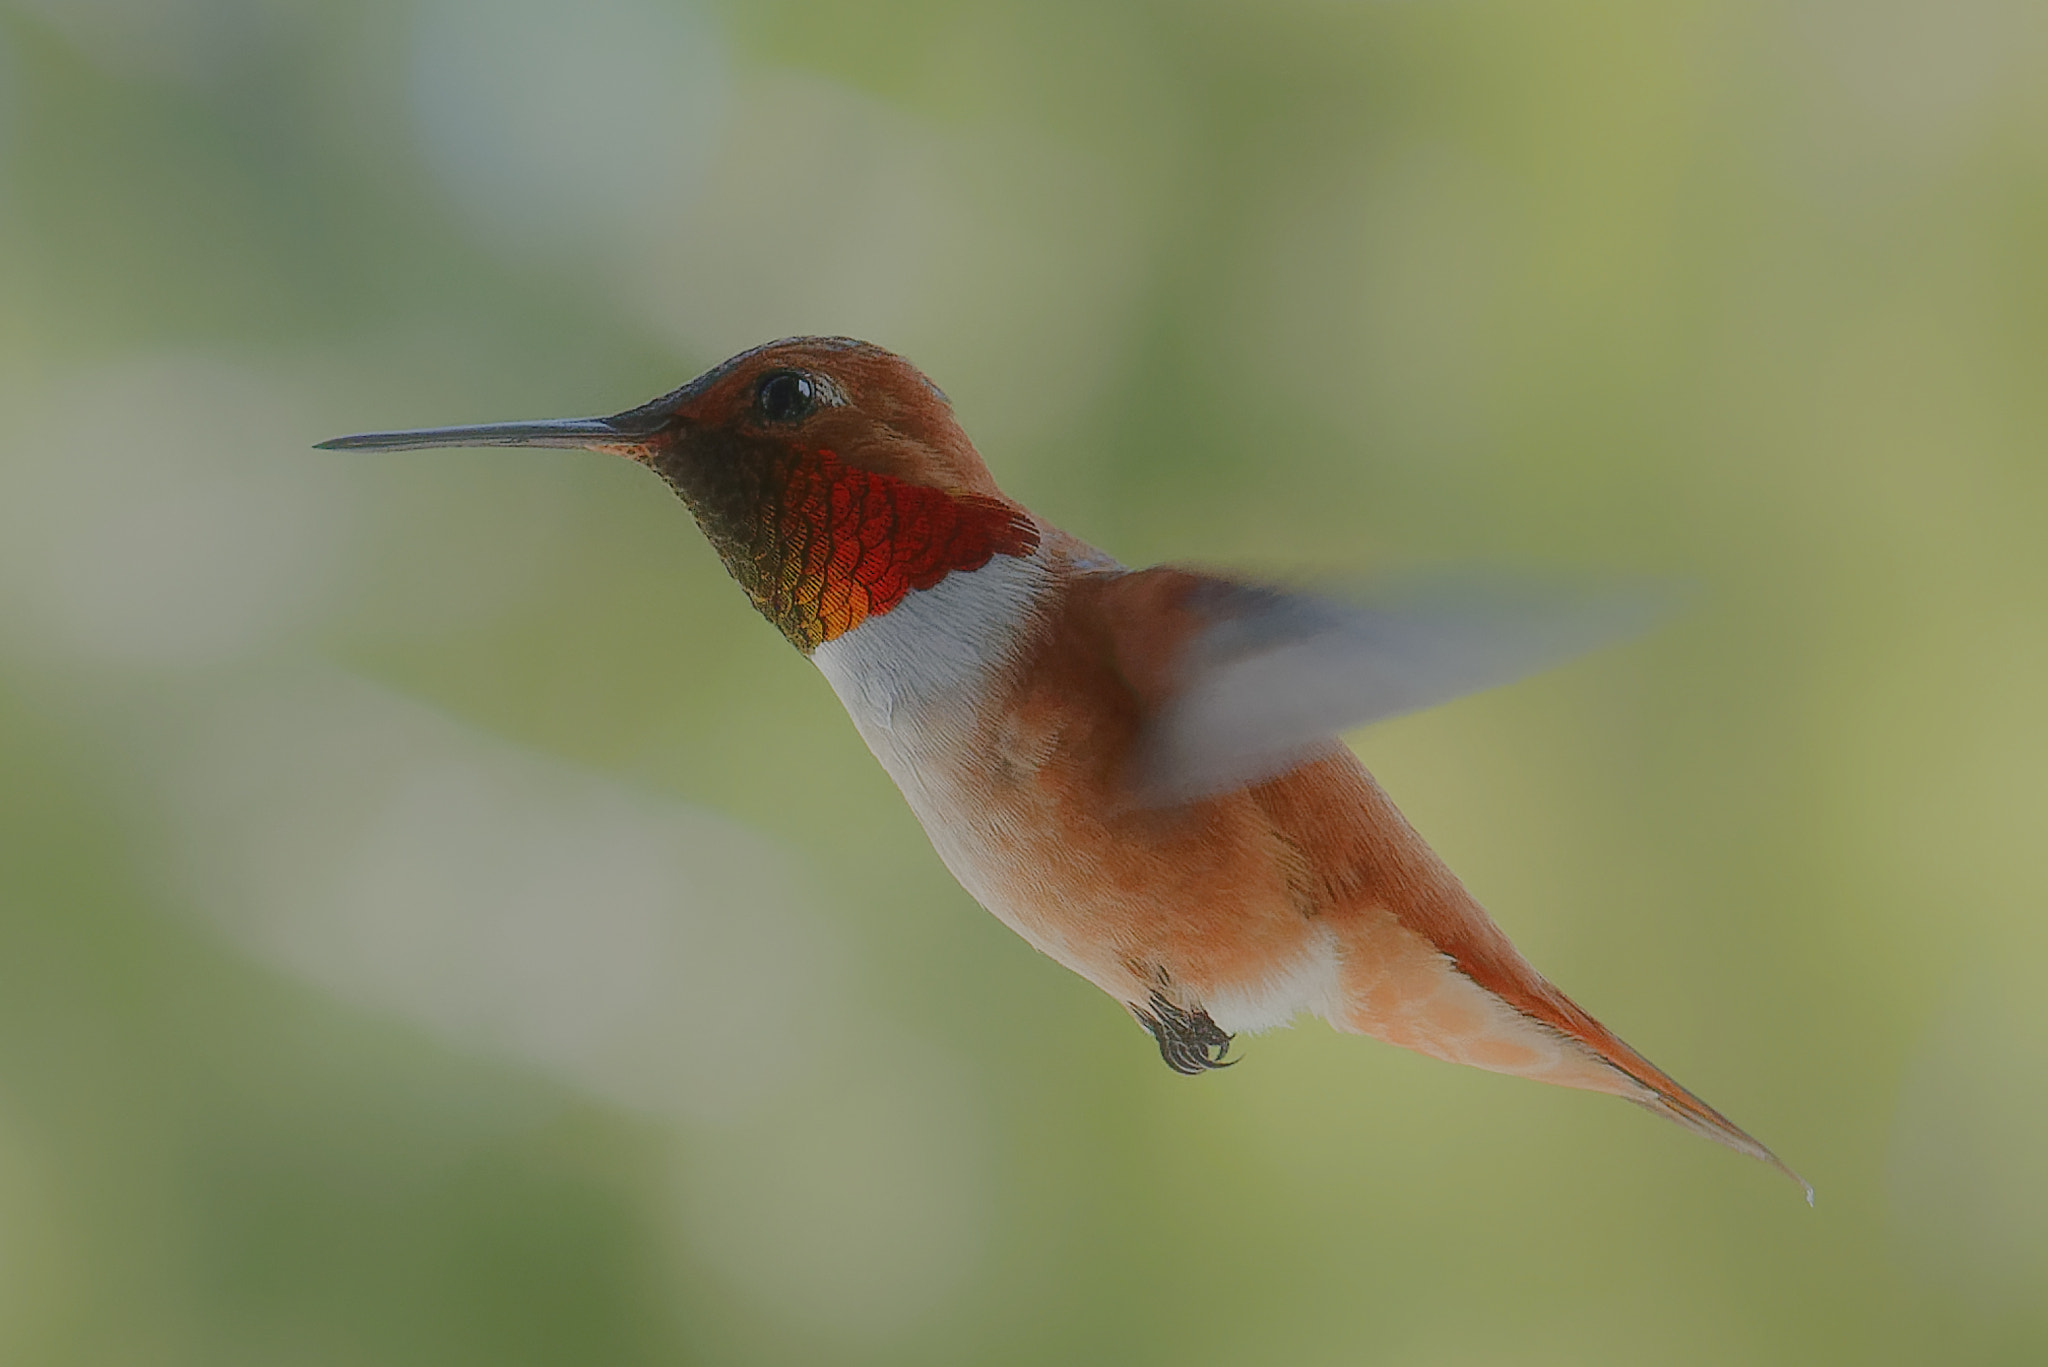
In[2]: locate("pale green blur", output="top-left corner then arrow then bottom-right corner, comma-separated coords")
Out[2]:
1,1 -> 2045,1363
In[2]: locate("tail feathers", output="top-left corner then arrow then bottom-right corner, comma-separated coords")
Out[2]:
1612,1050 -> 1813,1205
1549,1005 -> 1813,1204
1324,907 -> 1810,1199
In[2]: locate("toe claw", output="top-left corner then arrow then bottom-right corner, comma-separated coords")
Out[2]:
1137,991 -> 1238,1075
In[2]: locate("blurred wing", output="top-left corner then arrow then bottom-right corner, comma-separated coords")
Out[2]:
1116,570 -> 1670,804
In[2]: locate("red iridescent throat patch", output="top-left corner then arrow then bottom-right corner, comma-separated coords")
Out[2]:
671,446 -> 1040,652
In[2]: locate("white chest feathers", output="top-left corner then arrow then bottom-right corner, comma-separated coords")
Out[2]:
810,549 -> 1054,753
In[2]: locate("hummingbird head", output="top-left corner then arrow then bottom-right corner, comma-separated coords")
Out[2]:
319,337 -> 1039,651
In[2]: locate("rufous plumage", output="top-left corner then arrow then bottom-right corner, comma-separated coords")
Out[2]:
322,337 -> 1808,1200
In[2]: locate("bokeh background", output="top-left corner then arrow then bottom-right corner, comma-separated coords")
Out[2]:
2,0 -> 2045,1363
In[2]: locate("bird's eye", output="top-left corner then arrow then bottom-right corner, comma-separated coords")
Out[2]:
756,371 -> 817,423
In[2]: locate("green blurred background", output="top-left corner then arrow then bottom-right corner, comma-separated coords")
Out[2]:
2,0 -> 2045,1363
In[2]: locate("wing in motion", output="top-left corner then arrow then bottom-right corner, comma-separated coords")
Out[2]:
1116,568 -> 1669,804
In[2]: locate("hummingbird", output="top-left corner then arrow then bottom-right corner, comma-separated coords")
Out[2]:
320,336 -> 1808,1199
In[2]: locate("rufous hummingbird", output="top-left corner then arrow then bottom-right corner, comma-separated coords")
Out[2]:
321,337 -> 1808,1200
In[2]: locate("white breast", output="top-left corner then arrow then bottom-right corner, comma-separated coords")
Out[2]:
813,547 -> 1105,972
810,549 -> 1054,746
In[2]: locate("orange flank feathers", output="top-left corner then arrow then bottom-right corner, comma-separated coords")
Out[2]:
319,336 -> 1810,1200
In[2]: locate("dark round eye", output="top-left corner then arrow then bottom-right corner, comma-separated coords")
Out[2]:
755,371 -> 817,423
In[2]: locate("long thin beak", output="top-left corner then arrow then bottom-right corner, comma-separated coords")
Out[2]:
314,414 -> 654,456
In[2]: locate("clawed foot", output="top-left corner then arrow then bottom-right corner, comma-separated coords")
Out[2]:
1135,991 -> 1237,1075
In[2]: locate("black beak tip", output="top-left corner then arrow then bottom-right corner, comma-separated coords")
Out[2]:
313,430 -> 411,452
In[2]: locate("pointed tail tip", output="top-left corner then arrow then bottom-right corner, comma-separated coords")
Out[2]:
1783,1161 -> 1816,1208
1754,1146 -> 1814,1205
1630,1089 -> 1811,1204
1718,1129 -> 1814,1207
1719,1128 -> 1813,1207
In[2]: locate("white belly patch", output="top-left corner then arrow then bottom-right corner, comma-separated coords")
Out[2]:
1201,925 -> 1347,1035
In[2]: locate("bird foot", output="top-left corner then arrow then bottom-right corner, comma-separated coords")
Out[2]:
1136,992 -> 1237,1075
